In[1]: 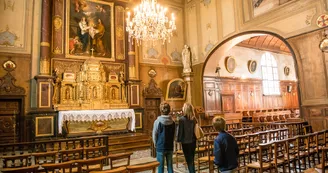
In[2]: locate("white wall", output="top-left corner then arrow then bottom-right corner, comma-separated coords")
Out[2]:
217,46 -> 297,81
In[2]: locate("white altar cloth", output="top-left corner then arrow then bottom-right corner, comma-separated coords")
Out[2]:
58,109 -> 135,134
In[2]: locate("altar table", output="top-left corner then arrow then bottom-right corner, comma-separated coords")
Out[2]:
58,109 -> 135,134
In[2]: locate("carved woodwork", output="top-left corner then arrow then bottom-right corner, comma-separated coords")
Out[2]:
143,79 -> 163,98
0,60 -> 26,143
143,77 -> 163,134
203,76 -> 299,116
52,57 -> 128,110
0,73 -> 25,95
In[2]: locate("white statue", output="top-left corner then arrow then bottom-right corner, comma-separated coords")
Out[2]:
182,45 -> 192,73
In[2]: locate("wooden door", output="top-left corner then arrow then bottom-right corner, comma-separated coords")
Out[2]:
0,99 -> 21,144
221,94 -> 235,113
144,98 -> 161,135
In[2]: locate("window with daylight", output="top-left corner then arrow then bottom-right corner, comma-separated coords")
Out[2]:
261,52 -> 280,95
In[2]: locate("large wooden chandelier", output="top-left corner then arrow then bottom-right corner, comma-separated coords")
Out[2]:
126,0 -> 176,45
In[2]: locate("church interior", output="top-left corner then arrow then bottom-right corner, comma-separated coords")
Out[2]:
1,0 -> 328,172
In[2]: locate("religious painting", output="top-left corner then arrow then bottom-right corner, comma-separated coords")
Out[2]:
135,112 -> 143,129
166,78 -> 187,101
284,66 -> 290,76
248,60 -> 257,73
253,0 -> 292,17
225,56 -> 236,73
66,0 -> 114,60
36,116 -> 54,137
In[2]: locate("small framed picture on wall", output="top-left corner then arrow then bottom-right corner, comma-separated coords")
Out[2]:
284,66 -> 290,76
224,56 -> 236,73
248,60 -> 257,73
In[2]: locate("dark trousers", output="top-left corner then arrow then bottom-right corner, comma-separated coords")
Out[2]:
182,142 -> 196,173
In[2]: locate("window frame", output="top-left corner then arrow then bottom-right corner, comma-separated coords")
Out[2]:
261,52 -> 281,96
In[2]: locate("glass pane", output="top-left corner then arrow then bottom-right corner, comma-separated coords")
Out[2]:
273,68 -> 278,74
272,56 -> 277,67
268,74 -> 273,80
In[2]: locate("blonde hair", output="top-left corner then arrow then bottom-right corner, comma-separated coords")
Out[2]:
212,116 -> 226,132
182,102 -> 195,120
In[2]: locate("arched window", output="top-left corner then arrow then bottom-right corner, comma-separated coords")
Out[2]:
261,52 -> 280,95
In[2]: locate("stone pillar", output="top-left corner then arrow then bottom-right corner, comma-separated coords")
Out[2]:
35,0 -> 53,110
40,0 -> 52,75
183,72 -> 194,104
128,40 -> 136,79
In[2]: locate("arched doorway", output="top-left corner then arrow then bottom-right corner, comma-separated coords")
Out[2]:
201,31 -> 301,124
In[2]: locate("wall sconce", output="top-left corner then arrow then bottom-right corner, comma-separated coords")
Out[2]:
237,93 -> 241,99
284,92 -> 287,96
250,91 -> 254,97
215,66 -> 221,77
287,85 -> 292,93
320,30 -> 328,52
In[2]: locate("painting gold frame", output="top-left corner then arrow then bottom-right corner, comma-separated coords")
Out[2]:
225,56 -> 236,73
35,116 -> 54,137
166,78 -> 187,101
135,112 -> 143,129
39,82 -> 51,108
65,0 -> 115,61
248,60 -> 257,74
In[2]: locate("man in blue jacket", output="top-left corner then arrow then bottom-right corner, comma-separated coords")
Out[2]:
213,116 -> 239,173
152,102 -> 175,173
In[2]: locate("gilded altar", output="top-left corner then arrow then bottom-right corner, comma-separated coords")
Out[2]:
52,57 -> 128,110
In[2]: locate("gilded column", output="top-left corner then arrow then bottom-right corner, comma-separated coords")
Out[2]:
128,40 -> 136,79
40,0 -> 52,75
52,0 -> 64,57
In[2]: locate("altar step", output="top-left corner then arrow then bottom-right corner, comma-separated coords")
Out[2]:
108,133 -> 151,153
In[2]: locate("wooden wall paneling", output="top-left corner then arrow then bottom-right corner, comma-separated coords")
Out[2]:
222,94 -> 235,113
234,84 -> 242,111
248,84 -> 255,110
242,84 -> 249,110
203,81 -> 219,114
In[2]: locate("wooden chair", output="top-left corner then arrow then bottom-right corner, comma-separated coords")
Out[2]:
32,150 -> 57,165
174,142 -> 184,168
235,135 -> 247,169
316,130 -> 326,164
245,133 -> 259,163
42,160 -> 76,173
107,152 -> 133,169
76,156 -> 107,173
1,165 -> 39,173
89,166 -> 127,173
304,147 -> 328,173
272,140 -> 287,173
197,139 -> 215,173
84,146 -> 107,159
297,135 -> 311,172
286,137 -> 298,173
1,154 -> 32,168
246,142 -> 274,173
126,161 -> 160,173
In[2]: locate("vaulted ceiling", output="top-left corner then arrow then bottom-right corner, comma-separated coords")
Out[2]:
237,35 -> 291,55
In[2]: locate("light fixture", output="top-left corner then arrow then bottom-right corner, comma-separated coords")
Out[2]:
126,0 -> 176,45
320,30 -> 328,52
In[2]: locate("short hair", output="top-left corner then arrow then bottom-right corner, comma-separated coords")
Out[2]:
160,102 -> 171,115
212,116 -> 226,132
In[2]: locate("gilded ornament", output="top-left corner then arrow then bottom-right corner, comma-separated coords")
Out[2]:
117,54 -> 124,60
53,47 -> 62,54
116,26 -> 124,40
53,16 -> 62,31
0,25 -> 18,47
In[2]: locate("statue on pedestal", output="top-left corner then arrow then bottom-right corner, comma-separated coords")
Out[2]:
182,45 -> 192,73
52,68 -> 61,105
120,71 -> 126,102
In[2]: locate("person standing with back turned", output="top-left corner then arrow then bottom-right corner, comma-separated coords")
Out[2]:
152,102 -> 175,173
213,116 -> 239,173
177,102 -> 197,173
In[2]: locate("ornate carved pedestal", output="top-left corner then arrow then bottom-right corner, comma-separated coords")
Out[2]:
182,72 -> 194,104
